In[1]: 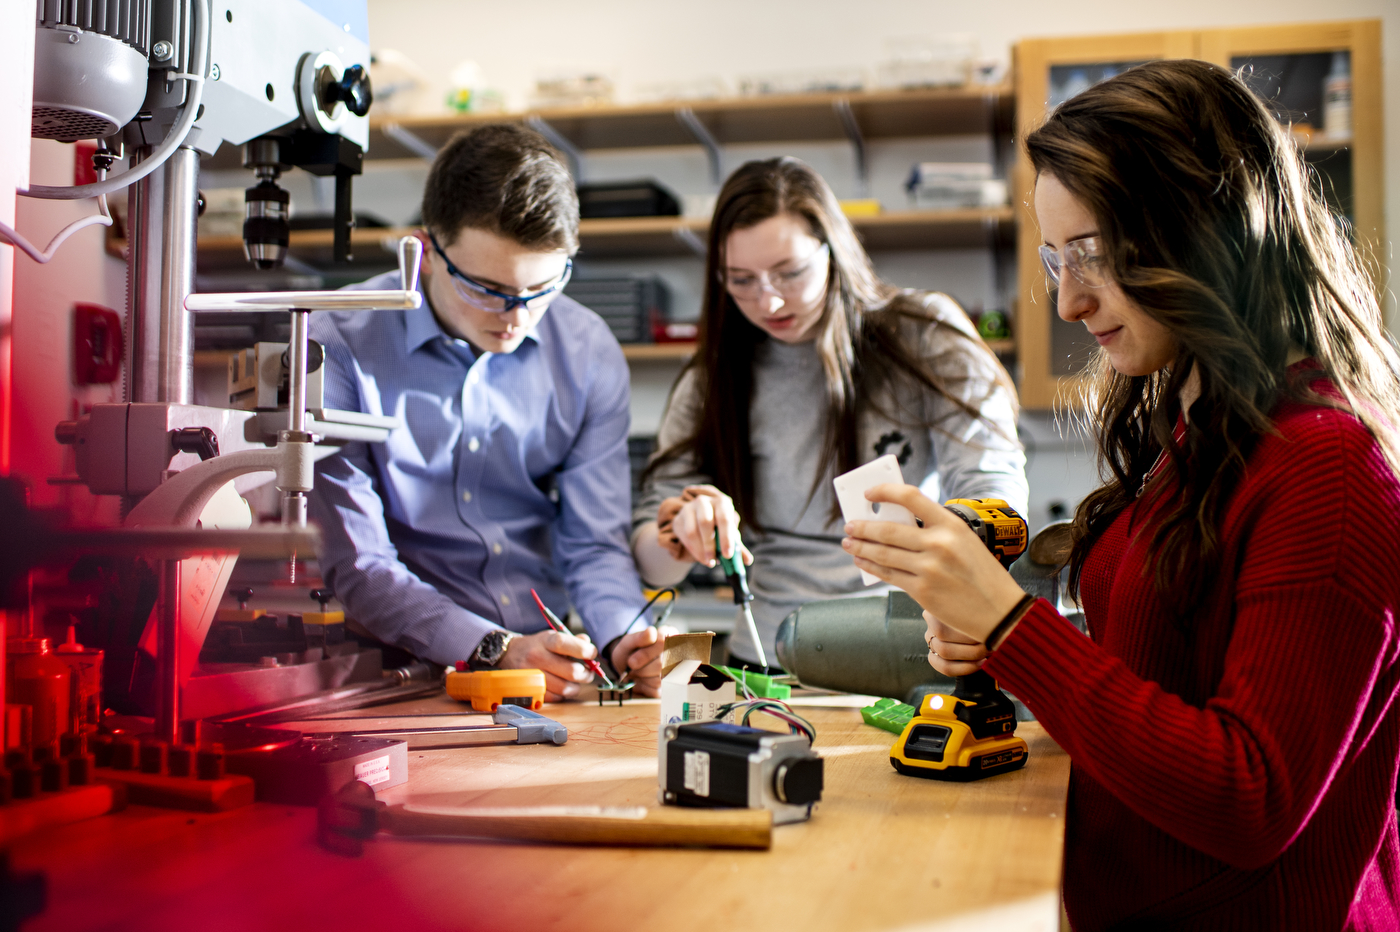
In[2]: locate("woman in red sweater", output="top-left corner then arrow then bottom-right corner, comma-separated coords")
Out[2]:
843,60 -> 1400,930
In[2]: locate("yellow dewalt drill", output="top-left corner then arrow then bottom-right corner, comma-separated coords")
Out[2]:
890,499 -> 1030,781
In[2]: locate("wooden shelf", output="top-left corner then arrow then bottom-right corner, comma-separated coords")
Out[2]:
359,85 -> 1013,160
193,208 -> 1014,268
621,343 -> 696,361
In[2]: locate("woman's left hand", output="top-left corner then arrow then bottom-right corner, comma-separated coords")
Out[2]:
841,483 -> 1026,643
924,610 -> 989,677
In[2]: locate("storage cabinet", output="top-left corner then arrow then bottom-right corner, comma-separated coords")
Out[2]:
1012,20 -> 1383,409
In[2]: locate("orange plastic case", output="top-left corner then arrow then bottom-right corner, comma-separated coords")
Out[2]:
445,669 -> 546,712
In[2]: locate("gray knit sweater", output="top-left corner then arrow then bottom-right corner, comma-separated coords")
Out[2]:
635,292 -> 1028,665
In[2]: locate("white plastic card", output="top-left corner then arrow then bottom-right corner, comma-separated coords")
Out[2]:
832,454 -> 917,586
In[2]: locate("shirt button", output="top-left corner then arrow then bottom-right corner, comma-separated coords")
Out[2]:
500,594 -> 511,605
492,543 -> 503,554
469,437 -> 480,452
461,491 -> 473,503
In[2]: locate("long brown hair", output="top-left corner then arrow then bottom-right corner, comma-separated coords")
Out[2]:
647,157 -> 1016,531
1027,60 -> 1400,610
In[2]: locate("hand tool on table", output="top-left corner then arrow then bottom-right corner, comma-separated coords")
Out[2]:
318,780 -> 772,855
529,589 -> 622,690
445,666 -> 546,711
267,704 -> 569,751
716,528 -> 768,669
890,498 -> 1030,781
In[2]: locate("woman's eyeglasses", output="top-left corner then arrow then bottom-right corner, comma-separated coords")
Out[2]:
722,243 -> 830,300
428,231 -> 572,313
1038,235 -> 1108,288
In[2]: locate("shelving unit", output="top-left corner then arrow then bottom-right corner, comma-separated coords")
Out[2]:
191,207 -> 1015,268
196,82 -> 1022,387
360,85 -> 1012,162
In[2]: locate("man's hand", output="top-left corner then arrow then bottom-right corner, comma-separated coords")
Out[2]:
610,625 -> 680,698
841,483 -> 1024,644
657,485 -> 752,567
498,629 -> 598,702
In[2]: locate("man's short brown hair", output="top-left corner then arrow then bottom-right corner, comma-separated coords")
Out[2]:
420,123 -> 579,253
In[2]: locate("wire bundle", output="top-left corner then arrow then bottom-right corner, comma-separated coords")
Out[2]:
716,699 -> 816,743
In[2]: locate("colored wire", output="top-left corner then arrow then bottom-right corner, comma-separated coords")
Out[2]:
715,698 -> 816,743
625,587 -> 677,634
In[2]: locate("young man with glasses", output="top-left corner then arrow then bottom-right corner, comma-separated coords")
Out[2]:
308,124 -> 670,700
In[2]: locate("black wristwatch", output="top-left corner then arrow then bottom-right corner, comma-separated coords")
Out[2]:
468,629 -> 517,670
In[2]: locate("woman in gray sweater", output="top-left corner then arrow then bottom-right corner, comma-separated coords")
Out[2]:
632,157 -> 1027,668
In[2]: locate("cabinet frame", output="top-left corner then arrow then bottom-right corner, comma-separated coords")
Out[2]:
1012,20 -> 1384,410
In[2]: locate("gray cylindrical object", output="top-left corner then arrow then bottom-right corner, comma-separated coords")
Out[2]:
775,591 -> 953,702
774,528 -> 1072,703
32,26 -> 150,142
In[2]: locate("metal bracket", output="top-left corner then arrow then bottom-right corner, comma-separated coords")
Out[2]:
524,116 -> 583,179
833,99 -> 868,198
672,224 -> 707,257
380,121 -> 440,162
676,107 -> 722,187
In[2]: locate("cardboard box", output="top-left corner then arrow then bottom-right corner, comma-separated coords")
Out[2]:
660,660 -> 736,725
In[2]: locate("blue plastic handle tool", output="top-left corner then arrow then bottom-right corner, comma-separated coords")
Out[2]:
493,705 -> 568,745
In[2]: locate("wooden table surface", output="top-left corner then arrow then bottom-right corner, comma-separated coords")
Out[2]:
10,692 -> 1069,932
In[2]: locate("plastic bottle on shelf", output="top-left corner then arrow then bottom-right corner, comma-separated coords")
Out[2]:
1322,51 -> 1352,143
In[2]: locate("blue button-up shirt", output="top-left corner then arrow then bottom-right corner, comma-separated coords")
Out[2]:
307,269 -> 645,666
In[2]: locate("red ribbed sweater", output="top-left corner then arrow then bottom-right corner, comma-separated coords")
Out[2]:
986,386 -> 1400,930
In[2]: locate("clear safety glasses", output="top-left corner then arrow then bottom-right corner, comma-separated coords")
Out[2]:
428,231 -> 572,313
1038,235 -> 1108,288
722,243 -> 830,301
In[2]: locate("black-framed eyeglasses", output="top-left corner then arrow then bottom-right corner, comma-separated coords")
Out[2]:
428,231 -> 573,313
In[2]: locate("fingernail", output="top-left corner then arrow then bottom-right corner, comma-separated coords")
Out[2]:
844,522 -> 854,535
562,684 -> 579,697
841,538 -> 852,550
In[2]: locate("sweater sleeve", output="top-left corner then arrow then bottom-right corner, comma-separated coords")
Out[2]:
632,366 -> 711,530
985,422 -> 1400,870
915,294 -> 1028,514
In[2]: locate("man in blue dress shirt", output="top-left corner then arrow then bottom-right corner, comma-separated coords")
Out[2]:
309,125 -> 670,700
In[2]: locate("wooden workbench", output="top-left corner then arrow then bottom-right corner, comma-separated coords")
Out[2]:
8,693 -> 1069,932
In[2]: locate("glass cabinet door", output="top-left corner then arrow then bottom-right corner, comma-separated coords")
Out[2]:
1013,33 -> 1196,408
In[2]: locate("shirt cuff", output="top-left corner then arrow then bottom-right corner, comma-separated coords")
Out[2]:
420,611 -> 507,668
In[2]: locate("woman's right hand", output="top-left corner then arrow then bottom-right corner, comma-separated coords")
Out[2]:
656,485 -> 752,567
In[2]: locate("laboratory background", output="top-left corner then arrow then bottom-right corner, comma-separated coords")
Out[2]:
0,0 -> 1395,929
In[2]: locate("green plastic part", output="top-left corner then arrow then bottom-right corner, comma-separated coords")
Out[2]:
861,697 -> 918,735
714,665 -> 792,700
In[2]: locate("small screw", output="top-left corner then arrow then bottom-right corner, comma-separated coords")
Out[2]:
210,63 -> 221,80
152,40 -> 173,61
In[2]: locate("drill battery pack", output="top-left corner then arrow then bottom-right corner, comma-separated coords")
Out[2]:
445,669 -> 546,713
890,676 -> 1028,781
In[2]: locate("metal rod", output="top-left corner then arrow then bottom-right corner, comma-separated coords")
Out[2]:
286,309 -> 309,434
127,147 -> 163,403
158,145 -> 199,404
833,100 -> 869,199
380,121 -> 440,161
156,558 -> 182,744
524,116 -> 583,179
676,108 -> 722,187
